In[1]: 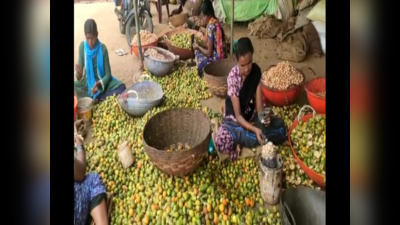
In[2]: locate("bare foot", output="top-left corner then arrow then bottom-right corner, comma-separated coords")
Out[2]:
236,144 -> 241,157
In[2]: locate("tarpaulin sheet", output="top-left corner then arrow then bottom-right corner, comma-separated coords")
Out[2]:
216,0 -> 278,22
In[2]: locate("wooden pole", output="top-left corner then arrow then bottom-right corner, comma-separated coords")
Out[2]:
133,0 -> 143,63
230,0 -> 234,56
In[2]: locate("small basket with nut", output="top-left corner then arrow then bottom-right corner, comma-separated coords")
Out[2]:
260,61 -> 306,106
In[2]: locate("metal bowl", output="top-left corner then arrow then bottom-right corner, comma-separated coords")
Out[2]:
143,46 -> 179,77
280,187 -> 325,225
117,75 -> 164,116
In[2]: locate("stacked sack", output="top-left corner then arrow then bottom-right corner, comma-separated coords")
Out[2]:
307,0 -> 326,54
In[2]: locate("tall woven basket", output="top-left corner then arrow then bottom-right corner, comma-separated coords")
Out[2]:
259,157 -> 283,205
183,0 -> 203,16
143,108 -> 211,176
203,60 -> 236,98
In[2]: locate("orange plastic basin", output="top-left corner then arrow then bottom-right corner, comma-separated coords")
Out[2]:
131,40 -> 158,57
288,114 -> 326,188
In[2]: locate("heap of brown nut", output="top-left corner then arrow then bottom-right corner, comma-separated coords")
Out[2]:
145,48 -> 167,60
131,30 -> 158,46
165,142 -> 191,152
315,91 -> 326,98
261,61 -> 304,90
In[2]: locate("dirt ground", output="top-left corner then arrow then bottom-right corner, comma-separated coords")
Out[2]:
74,1 -> 326,113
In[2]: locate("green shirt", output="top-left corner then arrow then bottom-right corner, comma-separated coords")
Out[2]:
77,41 -> 122,93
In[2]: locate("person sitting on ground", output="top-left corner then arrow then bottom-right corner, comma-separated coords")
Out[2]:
74,19 -> 126,101
193,0 -> 226,77
74,124 -> 109,225
215,37 -> 287,160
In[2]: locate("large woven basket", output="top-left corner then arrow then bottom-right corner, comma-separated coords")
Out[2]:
169,13 -> 189,27
203,60 -> 236,98
143,108 -> 211,176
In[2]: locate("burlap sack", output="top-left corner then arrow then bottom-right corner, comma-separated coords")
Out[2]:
277,30 -> 308,62
294,6 -> 313,30
297,0 -> 318,11
248,15 -> 285,39
117,141 -> 135,169
278,0 -> 294,22
303,22 -> 323,57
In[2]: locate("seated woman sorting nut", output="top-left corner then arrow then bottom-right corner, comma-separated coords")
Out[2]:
74,124 -> 109,225
215,38 -> 287,160
193,0 -> 226,77
74,19 -> 126,101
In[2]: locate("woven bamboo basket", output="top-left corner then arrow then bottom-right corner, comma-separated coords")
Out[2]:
259,157 -> 283,205
203,60 -> 236,98
169,13 -> 189,27
143,108 -> 211,176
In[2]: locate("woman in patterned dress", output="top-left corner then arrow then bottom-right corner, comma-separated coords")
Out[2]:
215,38 -> 287,160
74,123 -> 108,225
192,0 -> 226,77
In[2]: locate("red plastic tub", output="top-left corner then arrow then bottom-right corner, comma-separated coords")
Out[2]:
74,95 -> 78,121
131,40 -> 158,58
304,77 -> 326,114
261,66 -> 306,106
261,84 -> 303,106
288,113 -> 326,188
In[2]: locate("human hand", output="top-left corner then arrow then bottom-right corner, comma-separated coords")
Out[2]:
91,84 -> 98,95
74,119 -> 84,127
192,42 -> 199,50
262,115 -> 271,127
74,120 -> 84,146
253,127 -> 264,144
74,133 -> 83,146
199,27 -> 207,34
259,109 -> 272,127
75,64 -> 83,79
